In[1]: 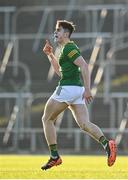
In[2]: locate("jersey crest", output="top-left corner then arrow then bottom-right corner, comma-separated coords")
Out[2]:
67,49 -> 78,58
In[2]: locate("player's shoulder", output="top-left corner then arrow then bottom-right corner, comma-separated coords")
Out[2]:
66,41 -> 78,48
64,41 -> 80,53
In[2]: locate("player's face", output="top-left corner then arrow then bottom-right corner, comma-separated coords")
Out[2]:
54,25 -> 68,44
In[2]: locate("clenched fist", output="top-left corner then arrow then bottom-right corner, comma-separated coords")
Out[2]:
43,40 -> 53,56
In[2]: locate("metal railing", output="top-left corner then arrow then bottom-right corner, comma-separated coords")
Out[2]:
0,6 -> 16,46
0,4 -> 128,154
0,127 -> 128,153
0,92 -> 127,153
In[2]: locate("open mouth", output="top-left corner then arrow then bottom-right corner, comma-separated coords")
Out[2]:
53,34 -> 58,42
55,35 -> 58,38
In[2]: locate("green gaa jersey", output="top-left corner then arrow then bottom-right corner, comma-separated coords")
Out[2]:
58,41 -> 83,86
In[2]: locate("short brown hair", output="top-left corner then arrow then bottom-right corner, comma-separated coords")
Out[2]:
56,20 -> 75,37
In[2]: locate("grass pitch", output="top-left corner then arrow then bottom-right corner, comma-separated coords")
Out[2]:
0,155 -> 127,179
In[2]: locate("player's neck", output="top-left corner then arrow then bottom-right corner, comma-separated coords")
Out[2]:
61,38 -> 71,46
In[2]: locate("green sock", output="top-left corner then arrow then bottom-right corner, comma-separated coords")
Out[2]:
99,136 -> 109,149
49,144 -> 59,159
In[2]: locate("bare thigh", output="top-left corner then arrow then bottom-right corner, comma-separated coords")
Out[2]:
69,104 -> 89,127
43,98 -> 68,122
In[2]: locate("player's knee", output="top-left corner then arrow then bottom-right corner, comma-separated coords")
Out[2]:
42,115 -> 47,124
42,115 -> 54,125
79,123 -> 89,132
42,116 -> 44,123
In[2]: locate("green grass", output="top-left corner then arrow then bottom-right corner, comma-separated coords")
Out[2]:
0,155 -> 128,179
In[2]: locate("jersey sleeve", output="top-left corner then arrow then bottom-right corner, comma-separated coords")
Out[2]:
65,43 -> 81,63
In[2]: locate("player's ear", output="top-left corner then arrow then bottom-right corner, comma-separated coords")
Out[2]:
64,32 -> 69,38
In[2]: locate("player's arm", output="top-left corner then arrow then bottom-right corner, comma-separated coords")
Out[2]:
43,40 -> 60,76
73,56 -> 93,103
74,56 -> 90,90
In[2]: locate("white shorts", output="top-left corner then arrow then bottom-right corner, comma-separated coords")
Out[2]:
50,86 -> 85,105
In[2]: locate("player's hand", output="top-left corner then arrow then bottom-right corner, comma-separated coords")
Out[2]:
82,88 -> 93,104
43,40 -> 53,56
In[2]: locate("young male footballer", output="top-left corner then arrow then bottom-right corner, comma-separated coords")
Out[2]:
41,20 -> 116,170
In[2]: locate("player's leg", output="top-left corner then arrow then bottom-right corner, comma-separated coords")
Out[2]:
42,98 -> 67,145
70,104 -> 104,141
70,104 -> 116,166
41,98 -> 68,170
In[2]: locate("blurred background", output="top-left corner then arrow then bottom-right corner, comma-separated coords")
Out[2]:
0,0 -> 128,155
